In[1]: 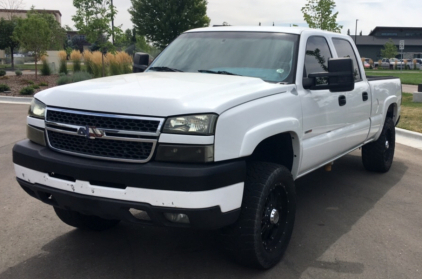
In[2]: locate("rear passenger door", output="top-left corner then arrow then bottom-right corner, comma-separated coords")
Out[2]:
332,38 -> 371,147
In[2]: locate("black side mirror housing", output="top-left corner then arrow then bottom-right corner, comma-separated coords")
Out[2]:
133,52 -> 150,73
303,58 -> 355,92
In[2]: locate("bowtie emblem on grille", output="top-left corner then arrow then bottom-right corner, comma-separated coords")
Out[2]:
77,126 -> 105,139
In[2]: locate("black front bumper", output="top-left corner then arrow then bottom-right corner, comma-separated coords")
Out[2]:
13,140 -> 246,229
13,140 -> 245,192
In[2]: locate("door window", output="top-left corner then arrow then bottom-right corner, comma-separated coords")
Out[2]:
304,36 -> 332,85
332,38 -> 362,81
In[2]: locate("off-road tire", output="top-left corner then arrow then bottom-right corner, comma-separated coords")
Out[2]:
54,207 -> 120,231
362,117 -> 395,173
221,162 -> 296,269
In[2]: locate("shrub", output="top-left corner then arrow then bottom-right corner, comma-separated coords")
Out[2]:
72,71 -> 93,83
0,76 -> 8,80
15,70 -> 22,76
32,84 -> 40,89
70,50 -> 82,72
40,56 -> 52,76
38,82 -> 48,86
0,84 -> 11,92
57,75 -> 72,85
58,50 -> 68,75
20,86 -> 34,95
57,71 -> 93,86
0,70 -> 5,76
27,80 -> 34,85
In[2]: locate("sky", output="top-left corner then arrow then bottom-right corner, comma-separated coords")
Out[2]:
14,0 -> 421,36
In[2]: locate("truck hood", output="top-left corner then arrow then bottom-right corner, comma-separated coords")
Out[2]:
36,72 -> 290,116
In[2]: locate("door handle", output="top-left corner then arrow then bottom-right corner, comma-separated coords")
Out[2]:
362,92 -> 369,101
338,95 -> 346,106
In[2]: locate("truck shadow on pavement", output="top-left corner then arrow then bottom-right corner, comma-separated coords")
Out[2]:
0,151 -> 408,279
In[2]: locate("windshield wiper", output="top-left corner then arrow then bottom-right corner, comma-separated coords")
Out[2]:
198,69 -> 240,76
149,66 -> 183,72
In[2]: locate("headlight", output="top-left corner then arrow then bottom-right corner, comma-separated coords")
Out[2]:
28,98 -> 46,119
163,114 -> 217,135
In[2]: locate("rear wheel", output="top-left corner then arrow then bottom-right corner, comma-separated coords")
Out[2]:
54,207 -> 120,231
221,162 -> 296,269
362,117 -> 395,173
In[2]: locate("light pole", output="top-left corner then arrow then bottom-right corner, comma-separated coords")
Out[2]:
355,19 -> 359,44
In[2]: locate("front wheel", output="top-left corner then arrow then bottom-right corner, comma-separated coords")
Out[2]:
362,117 -> 395,173
54,207 -> 120,231
221,162 -> 296,269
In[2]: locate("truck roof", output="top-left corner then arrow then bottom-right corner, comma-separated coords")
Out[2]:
185,26 -> 341,36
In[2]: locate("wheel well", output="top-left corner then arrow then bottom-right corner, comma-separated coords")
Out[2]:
386,103 -> 396,119
249,133 -> 294,171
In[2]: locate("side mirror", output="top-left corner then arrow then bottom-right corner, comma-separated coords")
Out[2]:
133,52 -> 150,73
303,58 -> 355,92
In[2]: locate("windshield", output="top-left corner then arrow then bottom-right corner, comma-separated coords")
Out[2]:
148,32 -> 299,83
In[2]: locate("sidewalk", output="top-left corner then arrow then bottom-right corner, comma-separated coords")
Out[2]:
402,84 -> 418,93
5,70 -> 36,76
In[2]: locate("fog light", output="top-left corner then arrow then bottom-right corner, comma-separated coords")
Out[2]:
129,208 -> 150,221
164,213 -> 190,224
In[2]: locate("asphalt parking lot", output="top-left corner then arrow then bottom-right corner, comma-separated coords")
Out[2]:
1,103 -> 421,279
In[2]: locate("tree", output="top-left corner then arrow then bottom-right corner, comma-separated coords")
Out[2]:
380,39 -> 398,59
72,0 -> 123,77
359,31 -> 362,36
0,17 -> 19,69
13,13 -> 51,79
28,8 -> 66,50
129,0 -> 210,49
347,29 -> 350,35
301,0 -> 342,33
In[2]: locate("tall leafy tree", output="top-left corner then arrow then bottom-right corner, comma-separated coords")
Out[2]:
72,0 -> 123,77
0,17 -> 20,69
380,39 -> 398,58
301,0 -> 342,33
28,9 -> 66,50
13,13 -> 51,79
129,0 -> 210,49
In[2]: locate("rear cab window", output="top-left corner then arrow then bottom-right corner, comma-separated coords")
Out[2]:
332,38 -> 362,82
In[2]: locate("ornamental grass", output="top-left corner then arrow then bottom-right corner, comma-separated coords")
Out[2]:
58,50 -> 68,75
70,50 -> 82,73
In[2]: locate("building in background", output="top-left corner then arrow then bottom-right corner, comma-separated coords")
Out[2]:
0,9 -> 62,62
355,26 -> 422,60
0,9 -> 61,23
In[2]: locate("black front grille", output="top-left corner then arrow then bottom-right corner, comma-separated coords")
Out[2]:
47,110 -> 160,133
47,131 -> 153,161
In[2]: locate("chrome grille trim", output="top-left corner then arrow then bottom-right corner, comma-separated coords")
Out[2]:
45,107 -> 164,163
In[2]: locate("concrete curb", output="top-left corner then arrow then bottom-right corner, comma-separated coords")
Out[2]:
396,128 -> 422,150
396,128 -> 422,140
0,96 -> 32,104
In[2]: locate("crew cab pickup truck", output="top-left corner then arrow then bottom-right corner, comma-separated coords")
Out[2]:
13,27 -> 401,269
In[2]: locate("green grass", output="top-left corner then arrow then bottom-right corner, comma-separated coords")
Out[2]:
365,70 -> 422,85
397,93 -> 422,133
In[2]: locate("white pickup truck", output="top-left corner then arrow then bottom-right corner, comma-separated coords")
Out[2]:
13,26 -> 401,269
